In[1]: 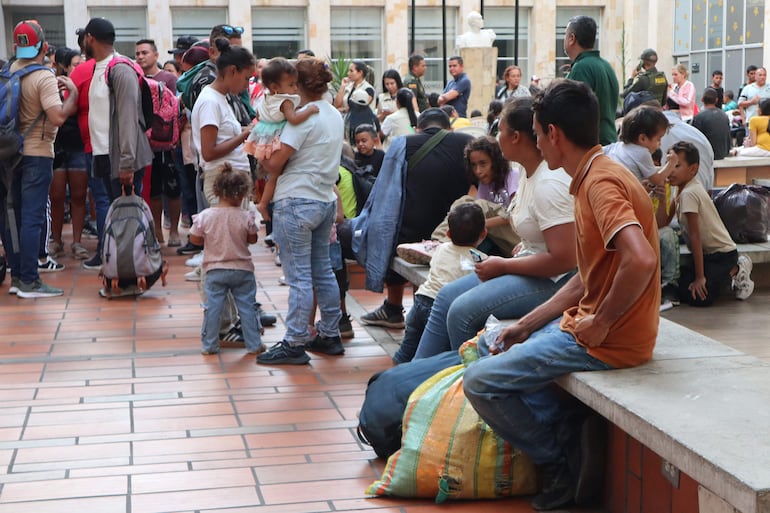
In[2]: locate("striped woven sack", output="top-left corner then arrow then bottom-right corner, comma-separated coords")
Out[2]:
366,337 -> 538,502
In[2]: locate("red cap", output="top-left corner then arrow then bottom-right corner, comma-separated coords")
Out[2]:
13,20 -> 45,59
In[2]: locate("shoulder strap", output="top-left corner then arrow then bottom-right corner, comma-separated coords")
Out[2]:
408,129 -> 450,171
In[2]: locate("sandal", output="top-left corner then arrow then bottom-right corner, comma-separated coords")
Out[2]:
71,242 -> 89,260
50,241 -> 64,258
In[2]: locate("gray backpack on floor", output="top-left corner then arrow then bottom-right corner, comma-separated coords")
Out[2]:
99,190 -> 167,297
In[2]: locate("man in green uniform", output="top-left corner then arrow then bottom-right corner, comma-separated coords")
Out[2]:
622,48 -> 668,107
564,16 -> 619,145
404,54 -> 428,112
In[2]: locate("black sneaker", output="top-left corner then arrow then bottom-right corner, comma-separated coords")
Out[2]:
257,341 -> 310,365
219,325 -> 246,347
256,302 -> 276,327
82,254 -> 102,270
176,240 -> 204,255
661,283 -> 680,306
359,301 -> 405,328
339,314 -> 354,339
82,222 -> 99,240
530,457 -> 575,511
306,334 -> 345,355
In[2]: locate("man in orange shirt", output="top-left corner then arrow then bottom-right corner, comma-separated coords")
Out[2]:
463,80 -> 660,511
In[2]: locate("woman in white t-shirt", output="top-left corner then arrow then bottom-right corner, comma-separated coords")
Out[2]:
380,88 -> 417,150
412,98 -> 577,360
191,39 -> 255,205
257,58 -> 345,365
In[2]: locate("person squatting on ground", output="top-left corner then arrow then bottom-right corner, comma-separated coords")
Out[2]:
463,80 -> 661,511
661,141 -> 754,305
189,164 -> 262,355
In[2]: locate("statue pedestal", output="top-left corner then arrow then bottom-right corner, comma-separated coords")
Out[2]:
460,46 -> 498,117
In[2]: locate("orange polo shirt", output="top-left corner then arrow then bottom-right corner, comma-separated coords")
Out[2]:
560,146 -> 661,368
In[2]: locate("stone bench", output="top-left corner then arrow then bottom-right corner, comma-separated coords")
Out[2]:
713,156 -> 770,187
680,237 -> 770,264
390,255 -> 770,513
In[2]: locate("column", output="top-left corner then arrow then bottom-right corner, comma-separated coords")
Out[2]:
63,0 -> 89,50
530,0 -> 556,81
229,0 -> 253,50
307,0 -> 331,58
384,0 -> 409,75
147,0 -> 173,55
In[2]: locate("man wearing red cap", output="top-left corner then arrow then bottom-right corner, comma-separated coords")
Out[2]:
2,20 -> 78,298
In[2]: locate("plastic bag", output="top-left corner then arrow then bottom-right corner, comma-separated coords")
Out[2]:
713,184 -> 770,243
479,315 -> 505,353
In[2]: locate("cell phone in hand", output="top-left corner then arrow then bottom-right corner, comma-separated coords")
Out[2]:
469,248 -> 485,263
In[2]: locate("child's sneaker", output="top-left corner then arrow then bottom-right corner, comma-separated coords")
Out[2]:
257,341 -> 311,365
732,255 -> 754,300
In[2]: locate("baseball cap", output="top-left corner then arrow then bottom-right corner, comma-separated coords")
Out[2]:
639,48 -> 658,62
83,17 -> 116,42
13,20 -> 45,59
169,35 -> 199,55
531,75 -> 540,82
350,88 -> 371,106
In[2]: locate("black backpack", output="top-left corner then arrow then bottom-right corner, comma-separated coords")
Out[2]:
357,351 -> 461,459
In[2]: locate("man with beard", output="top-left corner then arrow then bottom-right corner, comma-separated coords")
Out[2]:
78,17 -> 153,271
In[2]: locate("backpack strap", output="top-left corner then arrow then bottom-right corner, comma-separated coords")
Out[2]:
408,129 -> 450,171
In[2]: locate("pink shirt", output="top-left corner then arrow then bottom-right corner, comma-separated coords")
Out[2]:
190,207 -> 257,274
667,80 -> 696,120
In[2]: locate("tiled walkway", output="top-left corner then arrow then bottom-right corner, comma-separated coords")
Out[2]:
2,225 -> 765,512
0,228 -> 551,513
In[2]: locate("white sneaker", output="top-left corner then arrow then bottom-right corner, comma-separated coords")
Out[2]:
185,267 -> 202,282
278,275 -> 287,286
732,255 -> 754,300
185,252 -> 204,267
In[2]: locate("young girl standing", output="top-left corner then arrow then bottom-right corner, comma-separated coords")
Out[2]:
189,165 -> 263,355
244,57 -> 319,221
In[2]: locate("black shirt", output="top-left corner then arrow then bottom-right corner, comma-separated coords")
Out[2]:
398,127 -> 473,244
692,107 -> 732,160
355,149 -> 386,175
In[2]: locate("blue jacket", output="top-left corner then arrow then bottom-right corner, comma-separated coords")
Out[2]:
350,136 -> 407,292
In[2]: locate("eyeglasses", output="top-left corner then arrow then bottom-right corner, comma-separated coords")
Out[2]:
222,25 -> 244,36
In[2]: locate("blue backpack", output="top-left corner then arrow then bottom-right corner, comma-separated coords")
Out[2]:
0,61 -> 50,252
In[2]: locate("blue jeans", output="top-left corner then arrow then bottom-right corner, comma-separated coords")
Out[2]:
3,156 -> 53,283
273,198 -> 341,345
202,269 -> 262,352
89,155 -> 144,254
393,293 -> 434,364
659,225 -> 680,287
463,319 -> 613,465
414,271 -> 573,360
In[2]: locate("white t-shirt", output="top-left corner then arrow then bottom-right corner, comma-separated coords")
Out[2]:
191,85 -> 250,174
89,54 -> 113,156
417,242 -> 483,299
510,161 -> 574,265
603,142 -> 656,182
257,92 -> 300,123
273,100 -> 343,203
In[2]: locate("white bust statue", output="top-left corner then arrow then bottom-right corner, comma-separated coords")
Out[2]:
456,11 -> 496,49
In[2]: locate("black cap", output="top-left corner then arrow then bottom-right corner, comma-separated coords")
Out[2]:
83,17 -> 115,42
169,35 -> 199,55
639,48 -> 658,62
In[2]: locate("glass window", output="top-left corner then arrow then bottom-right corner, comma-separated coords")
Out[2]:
407,7 -> 458,93
691,0 -> 708,51
251,8 -> 305,60
745,0 -> 764,44
484,7 -> 530,83
331,8 -> 383,86
89,7 -> 147,57
171,8 -> 227,42
555,8 -> 602,76
725,48 -> 744,93
708,0 -> 723,49
725,0 -> 744,46
674,0 -> 691,55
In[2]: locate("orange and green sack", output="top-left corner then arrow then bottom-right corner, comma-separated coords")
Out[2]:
366,338 -> 538,502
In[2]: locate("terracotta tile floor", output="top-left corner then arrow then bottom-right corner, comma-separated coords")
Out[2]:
7,223 -> 765,512
0,227 -> 557,513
